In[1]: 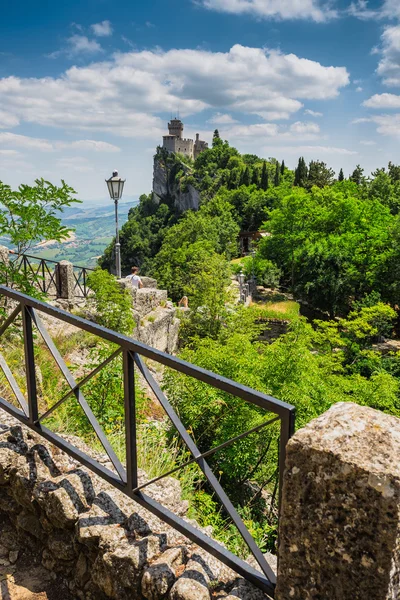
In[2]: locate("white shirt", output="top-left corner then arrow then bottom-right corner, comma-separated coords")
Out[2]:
126,274 -> 142,289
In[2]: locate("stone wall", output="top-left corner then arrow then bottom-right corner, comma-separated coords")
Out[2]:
118,280 -> 181,354
0,412 -> 269,600
276,402 -> 400,600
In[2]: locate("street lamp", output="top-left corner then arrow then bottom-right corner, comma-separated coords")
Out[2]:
106,170 -> 125,278
238,270 -> 245,303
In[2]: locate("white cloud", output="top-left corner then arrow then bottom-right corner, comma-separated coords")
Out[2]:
262,144 -> 357,155
352,117 -> 372,123
56,157 -> 94,172
223,123 -> 279,138
198,0 -> 338,22
289,121 -> 320,134
0,45 -> 349,137
347,0 -> 378,20
0,110 -> 19,128
0,132 -> 120,152
90,21 -> 113,37
381,0 -> 400,19
356,86 -> 363,92
48,35 -> 103,59
0,149 -> 21,156
56,140 -> 120,152
207,112 -> 239,124
354,112 -> 400,137
360,140 -> 376,145
67,35 -> 103,55
348,0 -> 400,20
0,132 -> 53,151
304,109 -> 323,117
369,114 -> 400,136
376,26 -> 400,87
364,93 -> 400,108
221,120 -> 320,141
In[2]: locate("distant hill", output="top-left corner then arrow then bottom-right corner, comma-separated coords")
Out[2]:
1,200 -> 139,268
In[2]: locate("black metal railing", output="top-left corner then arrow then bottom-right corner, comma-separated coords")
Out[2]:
7,252 -> 94,298
0,285 -> 295,596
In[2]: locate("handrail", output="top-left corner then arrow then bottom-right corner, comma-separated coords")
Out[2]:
0,285 -> 296,596
7,251 -> 94,297
8,250 -> 95,271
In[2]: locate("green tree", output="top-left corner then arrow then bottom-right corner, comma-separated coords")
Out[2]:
251,167 -> 259,186
241,166 -> 251,187
0,178 -> 78,297
338,168 -> 344,182
212,129 -> 221,147
87,268 -> 135,334
280,160 -> 285,175
260,162 -> 269,191
350,164 -> 365,185
306,160 -> 335,189
0,179 -> 78,255
294,157 -> 308,187
274,163 -> 280,186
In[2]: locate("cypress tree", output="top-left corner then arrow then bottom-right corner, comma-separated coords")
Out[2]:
294,157 -> 308,187
251,167 -> 259,186
274,162 -> 280,186
280,160 -> 285,175
212,129 -> 221,147
350,164 -> 364,185
260,161 -> 269,191
241,166 -> 251,187
338,168 -> 344,182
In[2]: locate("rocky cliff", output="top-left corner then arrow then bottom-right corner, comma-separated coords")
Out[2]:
0,412 -> 271,599
152,158 -> 200,213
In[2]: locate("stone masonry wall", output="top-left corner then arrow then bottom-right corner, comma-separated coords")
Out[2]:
0,412 -> 269,600
276,402 -> 400,600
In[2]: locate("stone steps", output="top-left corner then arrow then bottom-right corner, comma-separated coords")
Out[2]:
0,413 -> 271,599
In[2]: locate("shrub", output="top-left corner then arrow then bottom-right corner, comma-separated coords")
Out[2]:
87,268 -> 134,335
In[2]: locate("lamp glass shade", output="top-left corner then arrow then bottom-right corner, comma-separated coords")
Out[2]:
106,177 -> 125,200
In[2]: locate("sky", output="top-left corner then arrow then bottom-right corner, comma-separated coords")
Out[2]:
1,0 -> 400,202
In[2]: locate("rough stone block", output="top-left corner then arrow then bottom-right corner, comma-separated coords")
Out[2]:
56,260 -> 75,300
0,245 -> 9,265
169,556 -> 211,600
141,276 -> 158,289
134,288 -> 168,317
141,546 -> 188,599
276,402 -> 400,600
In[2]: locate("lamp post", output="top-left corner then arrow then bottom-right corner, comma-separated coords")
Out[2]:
106,170 -> 125,278
238,270 -> 245,303
251,248 -> 256,296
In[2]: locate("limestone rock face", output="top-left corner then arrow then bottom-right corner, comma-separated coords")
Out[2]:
276,402 -> 400,600
152,158 -> 200,212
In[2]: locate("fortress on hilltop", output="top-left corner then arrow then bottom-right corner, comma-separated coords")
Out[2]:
162,118 -> 208,160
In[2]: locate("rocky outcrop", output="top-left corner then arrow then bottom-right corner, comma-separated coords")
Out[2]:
0,413 -> 271,599
152,158 -> 200,213
118,280 -> 181,354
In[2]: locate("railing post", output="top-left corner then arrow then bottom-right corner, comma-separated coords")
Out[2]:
55,260 -> 75,300
123,350 -> 138,490
41,260 -> 46,294
22,305 -> 38,424
278,408 -> 295,516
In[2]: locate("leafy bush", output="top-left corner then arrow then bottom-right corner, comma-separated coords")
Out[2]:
87,268 -> 134,335
231,256 -> 281,288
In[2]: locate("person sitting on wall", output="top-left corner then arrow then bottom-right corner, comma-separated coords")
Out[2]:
126,266 -> 143,289
178,296 -> 188,308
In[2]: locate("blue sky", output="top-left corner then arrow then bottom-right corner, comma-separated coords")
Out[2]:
1,0 -> 400,201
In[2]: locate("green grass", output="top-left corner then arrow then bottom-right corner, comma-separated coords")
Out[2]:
252,300 -> 300,321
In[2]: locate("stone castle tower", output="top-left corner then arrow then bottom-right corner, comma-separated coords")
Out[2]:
162,119 -> 208,160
